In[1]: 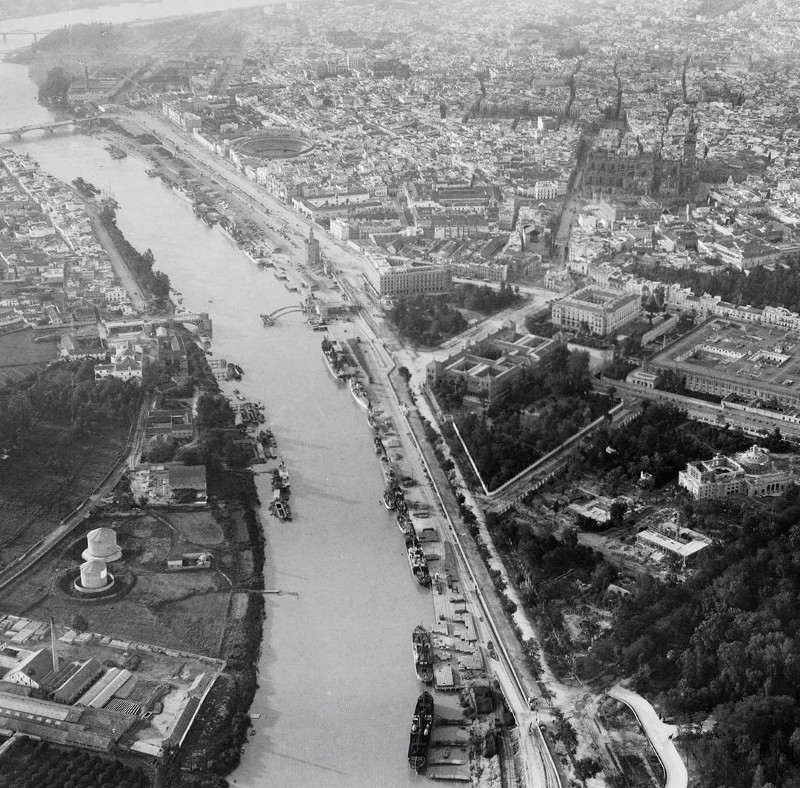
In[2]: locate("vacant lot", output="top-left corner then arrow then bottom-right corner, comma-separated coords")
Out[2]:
0,330 -> 58,385
1,511 -> 238,656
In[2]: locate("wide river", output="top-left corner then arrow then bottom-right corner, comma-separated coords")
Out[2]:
1,4 -> 432,786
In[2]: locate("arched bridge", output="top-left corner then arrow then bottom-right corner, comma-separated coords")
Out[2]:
260,305 -> 304,325
0,116 -> 107,141
0,28 -> 52,42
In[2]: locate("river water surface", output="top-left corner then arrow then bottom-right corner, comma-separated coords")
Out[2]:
1,4 -> 432,786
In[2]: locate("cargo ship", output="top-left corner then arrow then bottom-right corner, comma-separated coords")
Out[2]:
412,626 -> 434,684
349,376 -> 370,411
407,691 -> 434,771
321,337 -> 348,379
405,535 -> 431,586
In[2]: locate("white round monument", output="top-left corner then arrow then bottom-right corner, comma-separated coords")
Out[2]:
81,527 -> 122,563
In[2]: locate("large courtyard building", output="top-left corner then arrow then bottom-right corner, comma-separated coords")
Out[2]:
678,445 -> 795,500
426,322 -> 557,404
551,286 -> 640,335
647,318 -> 800,408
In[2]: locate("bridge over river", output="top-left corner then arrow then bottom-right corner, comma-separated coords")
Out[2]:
0,116 -> 106,141
0,28 -> 52,42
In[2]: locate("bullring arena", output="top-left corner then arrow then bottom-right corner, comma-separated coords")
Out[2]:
230,127 -> 314,161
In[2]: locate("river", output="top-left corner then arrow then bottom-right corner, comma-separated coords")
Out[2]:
1,4 -> 433,786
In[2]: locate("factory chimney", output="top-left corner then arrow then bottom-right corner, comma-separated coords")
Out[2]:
50,617 -> 59,673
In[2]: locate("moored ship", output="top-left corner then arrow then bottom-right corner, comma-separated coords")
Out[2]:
278,459 -> 290,489
321,337 -> 348,379
349,376 -> 370,411
405,535 -> 431,586
412,626 -> 434,684
407,691 -> 434,771
397,514 -> 412,535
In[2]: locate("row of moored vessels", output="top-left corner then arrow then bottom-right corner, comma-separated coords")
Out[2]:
324,336 -> 436,770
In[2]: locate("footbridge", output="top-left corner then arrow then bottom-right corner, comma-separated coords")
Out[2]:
0,116 -> 106,141
260,305 -> 304,325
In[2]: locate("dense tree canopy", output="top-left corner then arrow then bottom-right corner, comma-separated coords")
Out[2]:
0,359 -> 142,445
37,67 -> 72,107
389,295 -> 467,345
598,493 -> 800,788
573,402 -> 788,492
454,347 -> 609,489
450,281 -> 522,314
630,259 -> 800,313
99,207 -> 171,306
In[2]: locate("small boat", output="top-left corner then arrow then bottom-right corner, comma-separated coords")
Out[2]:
383,488 -> 395,510
272,499 -> 291,521
278,460 -> 290,488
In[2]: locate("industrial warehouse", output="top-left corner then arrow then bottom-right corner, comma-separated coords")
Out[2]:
0,614 -> 223,757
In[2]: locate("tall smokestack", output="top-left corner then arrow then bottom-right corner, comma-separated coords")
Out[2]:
50,617 -> 59,673
84,64 -> 89,91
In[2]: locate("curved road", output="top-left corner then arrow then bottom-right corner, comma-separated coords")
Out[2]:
609,684 -> 688,788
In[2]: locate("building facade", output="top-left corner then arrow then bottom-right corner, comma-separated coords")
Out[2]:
678,445 -> 794,500
551,286 -> 640,335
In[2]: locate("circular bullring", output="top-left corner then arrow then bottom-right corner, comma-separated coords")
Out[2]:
232,132 -> 314,161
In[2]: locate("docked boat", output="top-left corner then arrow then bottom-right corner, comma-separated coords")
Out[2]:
397,514 -> 412,536
72,177 -> 100,197
227,362 -> 242,381
278,459 -> 290,489
106,143 -> 127,159
374,436 -> 384,454
321,337 -> 348,379
407,692 -> 434,771
383,488 -> 396,510
412,626 -> 434,684
349,377 -> 370,411
405,535 -> 431,586
272,499 -> 292,521
145,168 -> 158,177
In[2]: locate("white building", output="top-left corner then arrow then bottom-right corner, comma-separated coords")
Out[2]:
551,286 -> 640,335
678,445 -> 795,500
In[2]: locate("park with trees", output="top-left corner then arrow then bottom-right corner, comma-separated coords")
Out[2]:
0,736 -> 150,788
450,346 -> 612,490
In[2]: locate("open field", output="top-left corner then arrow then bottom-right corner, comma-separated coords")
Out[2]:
0,329 -> 58,386
0,421 -> 126,569
0,507 -> 253,656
